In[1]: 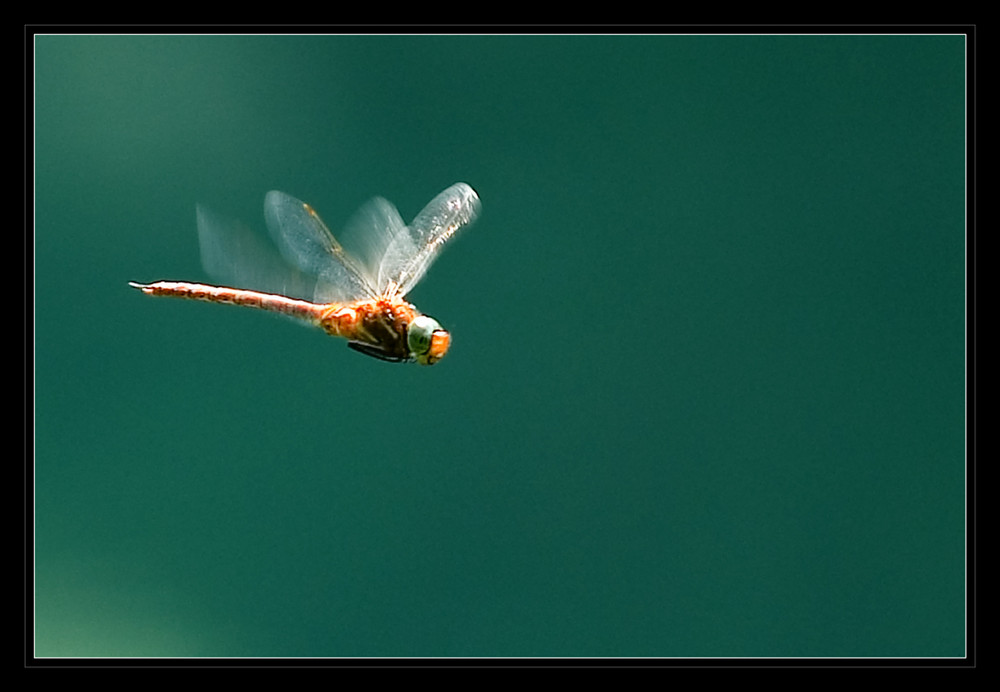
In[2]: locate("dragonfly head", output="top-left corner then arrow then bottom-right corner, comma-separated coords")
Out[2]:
408,314 -> 451,366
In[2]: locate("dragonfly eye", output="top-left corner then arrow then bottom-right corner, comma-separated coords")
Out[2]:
408,315 -> 450,365
408,315 -> 440,354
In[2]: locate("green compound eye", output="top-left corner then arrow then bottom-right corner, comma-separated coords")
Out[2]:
408,315 -> 450,365
408,315 -> 441,355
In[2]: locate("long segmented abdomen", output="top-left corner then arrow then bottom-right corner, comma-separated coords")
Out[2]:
128,281 -> 328,326
128,280 -> 375,343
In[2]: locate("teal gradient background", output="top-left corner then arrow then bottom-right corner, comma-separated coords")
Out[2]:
34,35 -> 966,657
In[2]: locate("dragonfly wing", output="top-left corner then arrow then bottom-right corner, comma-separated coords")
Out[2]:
341,195 -> 408,294
378,182 -> 480,296
264,191 -> 379,303
196,204 -> 318,301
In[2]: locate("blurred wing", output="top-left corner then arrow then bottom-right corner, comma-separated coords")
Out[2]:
340,195 -> 409,294
264,191 -> 379,303
197,204 -> 318,301
378,183 -> 480,296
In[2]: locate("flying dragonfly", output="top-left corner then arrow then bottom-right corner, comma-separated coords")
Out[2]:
130,183 -> 480,365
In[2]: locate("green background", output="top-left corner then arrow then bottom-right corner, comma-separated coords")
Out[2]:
34,35 -> 966,658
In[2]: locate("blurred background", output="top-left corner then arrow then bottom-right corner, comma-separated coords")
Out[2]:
33,34 -> 966,657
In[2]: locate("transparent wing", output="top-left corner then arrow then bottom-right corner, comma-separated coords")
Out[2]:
196,204 -> 318,302
264,191 -> 379,303
378,183 -> 480,297
340,195 -> 409,294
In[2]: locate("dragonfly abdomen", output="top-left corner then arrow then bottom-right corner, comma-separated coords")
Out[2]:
128,281 -> 326,326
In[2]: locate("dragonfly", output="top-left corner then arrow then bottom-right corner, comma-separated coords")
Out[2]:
130,183 -> 480,365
